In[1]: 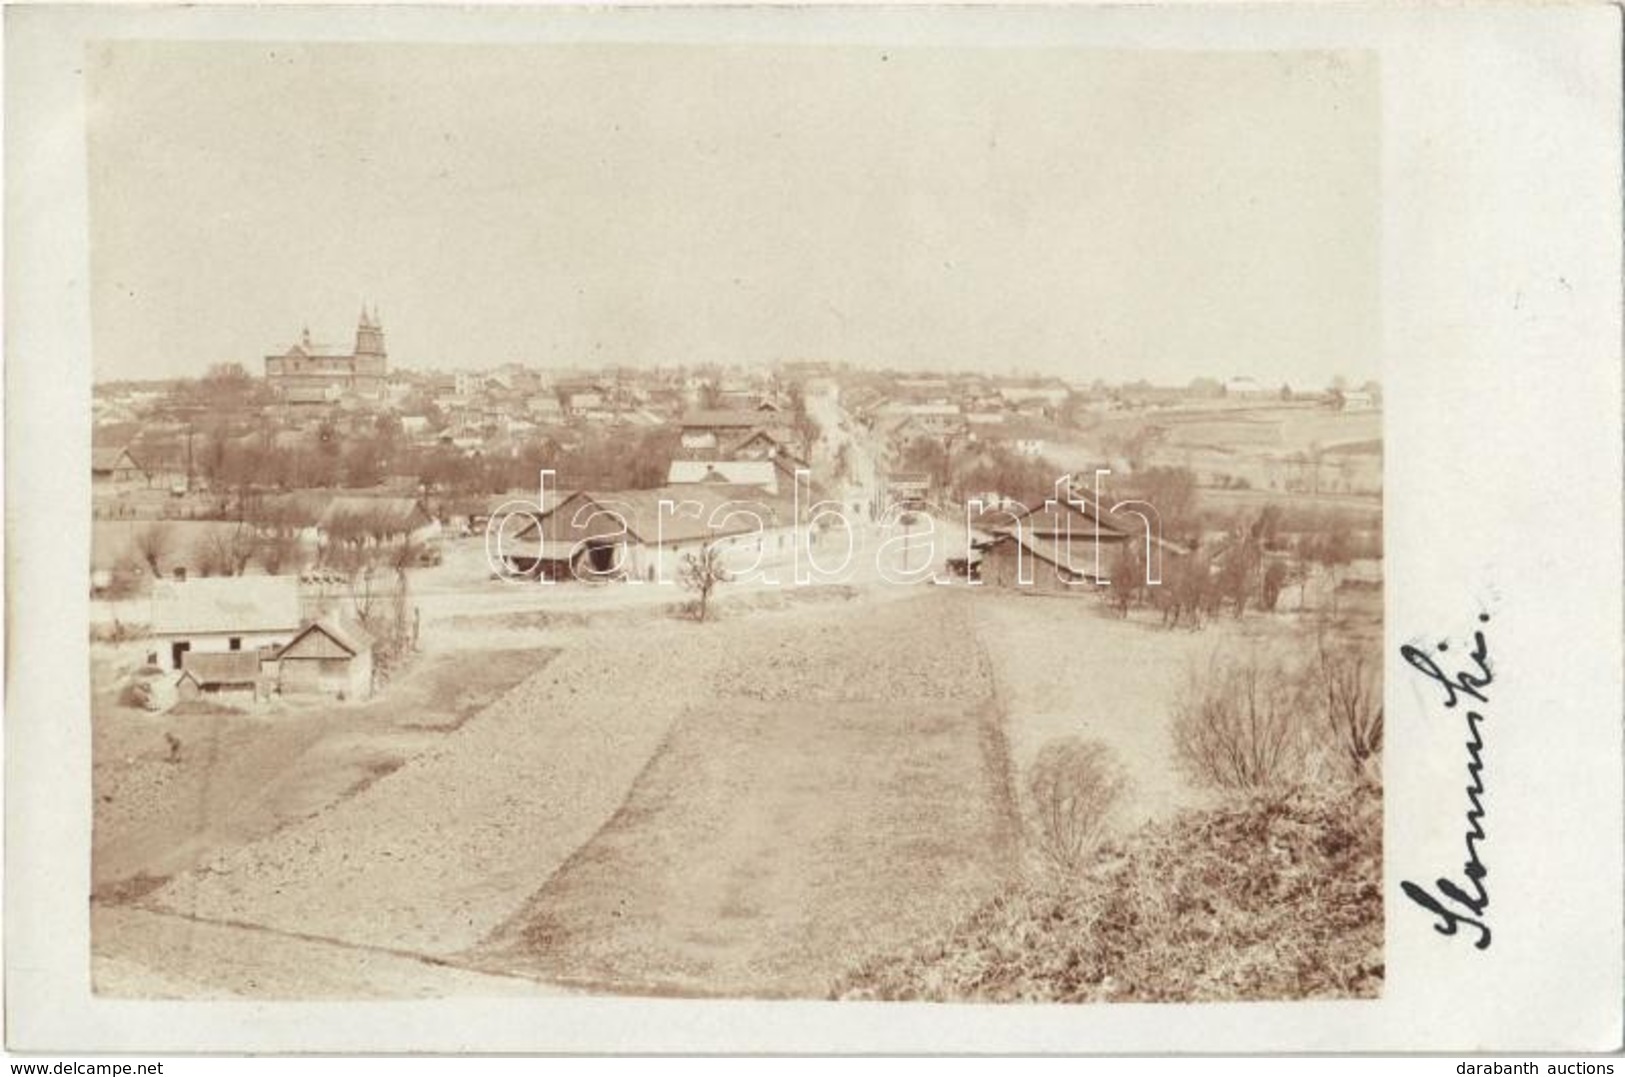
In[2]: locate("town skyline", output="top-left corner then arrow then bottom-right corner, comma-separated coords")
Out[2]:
88,42 -> 1379,389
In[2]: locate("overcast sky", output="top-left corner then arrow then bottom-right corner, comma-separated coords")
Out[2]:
88,42 -> 1378,387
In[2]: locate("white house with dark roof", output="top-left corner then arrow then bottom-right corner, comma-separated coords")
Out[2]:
151,576 -> 303,672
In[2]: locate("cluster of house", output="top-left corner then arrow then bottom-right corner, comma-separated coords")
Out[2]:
91,354 -> 821,503
843,376 -> 1073,462
842,373 -> 1377,466
150,576 -> 375,705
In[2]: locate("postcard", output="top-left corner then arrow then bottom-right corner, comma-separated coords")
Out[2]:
5,2 -> 1621,1055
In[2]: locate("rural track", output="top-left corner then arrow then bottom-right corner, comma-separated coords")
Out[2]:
93,903 -> 570,998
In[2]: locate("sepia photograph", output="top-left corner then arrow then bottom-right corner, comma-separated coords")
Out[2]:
7,1 -> 1621,1059
82,38 -> 1384,1004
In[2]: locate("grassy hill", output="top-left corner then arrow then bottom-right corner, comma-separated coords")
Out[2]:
834,782 -> 1382,1003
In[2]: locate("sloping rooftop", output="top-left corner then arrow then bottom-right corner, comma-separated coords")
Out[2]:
680,409 -> 780,429
546,485 -> 798,545
986,530 -> 1126,583
992,490 -> 1189,556
152,576 -> 303,636
91,446 -> 141,472
666,459 -> 779,492
484,487 -> 574,517
179,650 -> 263,686
281,617 -> 374,657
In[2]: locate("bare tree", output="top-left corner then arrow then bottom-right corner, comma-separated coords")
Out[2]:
1215,532 -> 1260,618
194,525 -> 255,577
1259,559 -> 1289,612
133,522 -> 175,576
1026,738 -> 1129,875
1107,542 -> 1143,617
1315,529 -> 1354,612
1157,547 -> 1212,630
345,563 -> 383,628
679,541 -> 729,622
258,533 -> 301,575
252,504 -> 304,575
228,524 -> 256,575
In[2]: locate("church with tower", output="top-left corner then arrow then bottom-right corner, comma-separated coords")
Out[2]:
263,306 -> 389,403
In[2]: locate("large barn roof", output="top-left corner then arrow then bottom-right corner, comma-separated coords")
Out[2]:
545,485 -> 798,546
153,576 -> 303,636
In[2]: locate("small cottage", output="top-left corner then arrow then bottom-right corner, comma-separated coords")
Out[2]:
276,618 -> 374,701
91,445 -> 148,487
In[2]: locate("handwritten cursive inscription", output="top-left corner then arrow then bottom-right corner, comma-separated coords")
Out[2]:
1399,613 -> 1494,950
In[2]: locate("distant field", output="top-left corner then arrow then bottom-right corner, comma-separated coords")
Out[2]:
1152,407 -> 1381,452
1195,485 -> 1383,524
1045,406 -> 1382,495
1278,409 -> 1381,450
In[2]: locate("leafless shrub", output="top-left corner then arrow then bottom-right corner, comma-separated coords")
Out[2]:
1173,651 -> 1309,790
1026,738 -> 1130,875
835,784 -> 1383,1004
1313,635 -> 1383,783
